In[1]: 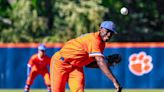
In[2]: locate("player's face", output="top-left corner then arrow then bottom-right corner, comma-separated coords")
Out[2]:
100,28 -> 114,42
38,50 -> 45,58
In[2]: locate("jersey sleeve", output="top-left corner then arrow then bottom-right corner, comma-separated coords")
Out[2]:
88,39 -> 105,57
28,55 -> 35,67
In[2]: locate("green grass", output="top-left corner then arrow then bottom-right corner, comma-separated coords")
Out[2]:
0,89 -> 164,92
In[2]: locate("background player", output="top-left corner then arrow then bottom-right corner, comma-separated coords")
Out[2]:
50,21 -> 122,92
24,44 -> 51,92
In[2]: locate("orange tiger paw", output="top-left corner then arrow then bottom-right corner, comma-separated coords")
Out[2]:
129,52 -> 153,76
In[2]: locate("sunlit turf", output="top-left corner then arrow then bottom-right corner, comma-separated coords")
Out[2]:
0,89 -> 164,92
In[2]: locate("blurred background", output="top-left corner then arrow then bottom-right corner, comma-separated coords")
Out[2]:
0,0 -> 164,91
0,0 -> 163,42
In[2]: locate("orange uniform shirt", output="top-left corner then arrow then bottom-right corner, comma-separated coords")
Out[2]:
28,54 -> 51,70
59,31 -> 105,67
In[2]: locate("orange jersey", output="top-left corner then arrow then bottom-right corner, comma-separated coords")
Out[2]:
28,54 -> 51,70
59,31 -> 105,67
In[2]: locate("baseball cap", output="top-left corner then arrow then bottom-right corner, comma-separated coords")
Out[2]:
100,21 -> 117,34
38,44 -> 46,51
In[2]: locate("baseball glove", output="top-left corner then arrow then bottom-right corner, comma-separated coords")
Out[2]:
85,61 -> 99,68
107,54 -> 121,66
85,54 -> 121,68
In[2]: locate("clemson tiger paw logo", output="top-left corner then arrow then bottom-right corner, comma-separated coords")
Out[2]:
128,52 -> 153,76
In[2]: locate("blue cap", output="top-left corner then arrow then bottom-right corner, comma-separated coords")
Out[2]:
38,44 -> 46,51
100,21 -> 117,34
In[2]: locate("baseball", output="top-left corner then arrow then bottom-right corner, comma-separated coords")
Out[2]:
120,7 -> 128,15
